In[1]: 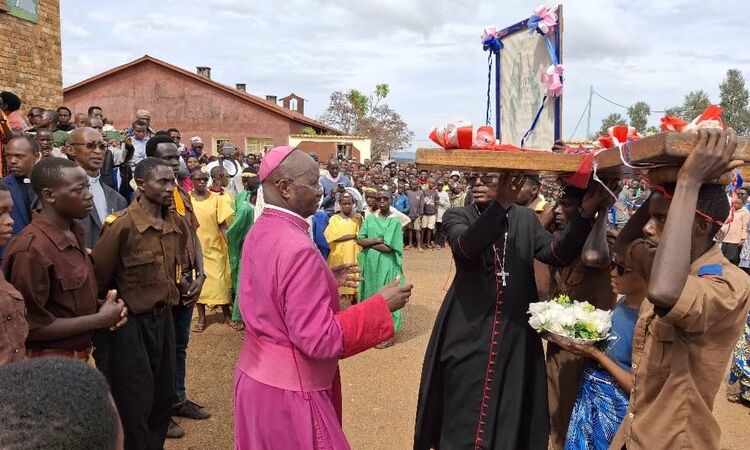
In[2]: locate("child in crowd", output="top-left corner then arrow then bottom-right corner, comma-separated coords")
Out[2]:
357,189 -> 405,348
419,182 -> 439,250
406,180 -> 423,250
436,184 -> 451,248
552,241 -> 650,450
324,193 -> 362,306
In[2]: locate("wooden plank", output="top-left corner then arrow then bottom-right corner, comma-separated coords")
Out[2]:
595,132 -> 750,172
416,148 -> 584,173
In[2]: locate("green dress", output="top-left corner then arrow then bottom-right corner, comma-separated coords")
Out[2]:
357,213 -> 405,332
228,191 -> 255,322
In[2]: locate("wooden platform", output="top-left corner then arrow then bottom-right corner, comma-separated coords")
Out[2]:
415,148 -> 584,174
416,133 -> 750,175
595,132 -> 750,172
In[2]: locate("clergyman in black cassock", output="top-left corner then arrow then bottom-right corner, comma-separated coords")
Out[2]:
414,176 -> 601,450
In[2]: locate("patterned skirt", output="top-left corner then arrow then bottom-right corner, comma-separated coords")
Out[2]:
728,312 -> 750,403
739,238 -> 750,268
565,366 -> 629,450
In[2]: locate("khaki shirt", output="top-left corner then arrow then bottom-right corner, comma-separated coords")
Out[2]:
610,245 -> 750,450
92,199 -> 188,314
173,186 -> 199,270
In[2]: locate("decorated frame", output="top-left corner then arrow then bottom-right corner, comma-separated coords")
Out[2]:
482,5 -> 563,149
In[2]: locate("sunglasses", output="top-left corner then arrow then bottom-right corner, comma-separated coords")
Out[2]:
71,141 -> 107,151
609,258 -> 632,276
465,175 -> 499,185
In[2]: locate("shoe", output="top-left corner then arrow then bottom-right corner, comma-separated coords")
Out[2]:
167,419 -> 185,439
375,338 -> 395,349
173,399 -> 211,420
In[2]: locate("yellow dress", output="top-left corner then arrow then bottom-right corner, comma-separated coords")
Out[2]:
192,192 -> 235,305
324,214 -> 362,296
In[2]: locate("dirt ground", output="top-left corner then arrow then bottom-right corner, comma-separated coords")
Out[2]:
166,249 -> 749,450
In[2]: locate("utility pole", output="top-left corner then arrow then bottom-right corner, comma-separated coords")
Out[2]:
585,85 -> 593,139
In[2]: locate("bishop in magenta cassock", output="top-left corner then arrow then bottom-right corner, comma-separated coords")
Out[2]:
234,147 -> 412,450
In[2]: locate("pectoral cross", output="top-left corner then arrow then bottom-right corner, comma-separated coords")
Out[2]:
497,269 -> 509,287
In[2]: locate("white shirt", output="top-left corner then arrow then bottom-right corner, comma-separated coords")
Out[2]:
88,173 -> 108,224
205,159 -> 244,196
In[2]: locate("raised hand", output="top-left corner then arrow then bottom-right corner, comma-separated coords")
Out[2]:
679,128 -> 741,184
378,275 -> 413,312
494,173 -> 527,209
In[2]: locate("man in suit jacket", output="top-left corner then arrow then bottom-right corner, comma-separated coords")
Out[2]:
1,135 -> 40,261
66,128 -> 128,248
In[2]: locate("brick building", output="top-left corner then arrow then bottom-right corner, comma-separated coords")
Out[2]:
63,55 -> 341,155
0,0 -> 63,110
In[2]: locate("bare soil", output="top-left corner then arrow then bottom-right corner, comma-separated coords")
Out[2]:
166,248 -> 749,450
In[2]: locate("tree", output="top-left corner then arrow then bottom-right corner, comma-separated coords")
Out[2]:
719,69 -> 750,134
300,126 -> 317,136
596,113 -> 627,137
627,101 -> 650,132
666,90 -> 711,121
320,84 -> 413,160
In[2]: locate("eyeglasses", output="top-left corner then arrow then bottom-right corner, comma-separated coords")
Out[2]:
609,258 -> 631,276
287,179 -> 323,193
70,141 -> 107,151
465,174 -> 499,185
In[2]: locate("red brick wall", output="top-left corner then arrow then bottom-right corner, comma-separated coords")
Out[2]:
0,0 -> 63,112
63,60 -> 299,155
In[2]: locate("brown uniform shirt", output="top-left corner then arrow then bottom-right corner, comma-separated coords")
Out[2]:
610,245 -> 750,450
2,213 -> 98,351
92,198 -> 188,314
0,276 -> 28,364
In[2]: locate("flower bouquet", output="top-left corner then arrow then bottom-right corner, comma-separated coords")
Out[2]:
528,294 -> 612,345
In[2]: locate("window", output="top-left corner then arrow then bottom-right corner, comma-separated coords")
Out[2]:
213,137 -> 231,155
3,0 -> 38,23
245,137 -> 273,155
336,143 -> 353,159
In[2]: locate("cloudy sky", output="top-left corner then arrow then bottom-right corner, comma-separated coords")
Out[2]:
60,0 -> 749,149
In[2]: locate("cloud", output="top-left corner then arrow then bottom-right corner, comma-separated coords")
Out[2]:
60,0 -> 750,148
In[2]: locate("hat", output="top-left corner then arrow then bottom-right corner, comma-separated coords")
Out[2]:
450,170 -> 460,178
136,109 -> 151,119
259,146 -> 296,182
190,136 -> 203,145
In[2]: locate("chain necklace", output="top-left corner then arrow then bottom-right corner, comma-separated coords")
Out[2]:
492,232 -> 509,287
263,210 -> 309,235
474,203 -> 510,287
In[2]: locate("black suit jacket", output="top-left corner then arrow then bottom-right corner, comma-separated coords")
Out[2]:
77,183 -> 129,249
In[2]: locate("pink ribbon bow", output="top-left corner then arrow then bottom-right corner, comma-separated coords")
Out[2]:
481,26 -> 497,42
533,5 -> 558,35
540,64 -> 564,97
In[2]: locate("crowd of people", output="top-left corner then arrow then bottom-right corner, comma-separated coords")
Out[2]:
1,85 -> 749,450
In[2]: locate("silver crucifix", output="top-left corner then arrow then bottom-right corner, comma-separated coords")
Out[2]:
497,269 -> 509,287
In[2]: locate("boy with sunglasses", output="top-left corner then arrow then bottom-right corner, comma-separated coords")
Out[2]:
610,129 -> 750,450
66,127 -> 129,249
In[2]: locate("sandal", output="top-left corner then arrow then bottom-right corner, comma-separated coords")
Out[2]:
191,323 -> 206,333
226,321 -> 244,332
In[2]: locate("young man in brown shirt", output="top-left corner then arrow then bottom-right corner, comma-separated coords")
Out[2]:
92,157 -> 189,450
145,134 -> 210,438
0,181 -> 27,365
611,128 -> 750,450
2,158 -> 127,361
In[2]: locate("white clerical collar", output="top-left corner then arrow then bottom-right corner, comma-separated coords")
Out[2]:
264,204 -> 309,221
88,172 -> 101,183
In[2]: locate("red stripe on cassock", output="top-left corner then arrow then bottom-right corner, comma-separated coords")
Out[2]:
336,294 -> 395,358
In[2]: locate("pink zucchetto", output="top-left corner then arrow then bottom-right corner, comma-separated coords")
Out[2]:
258,146 -> 296,182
